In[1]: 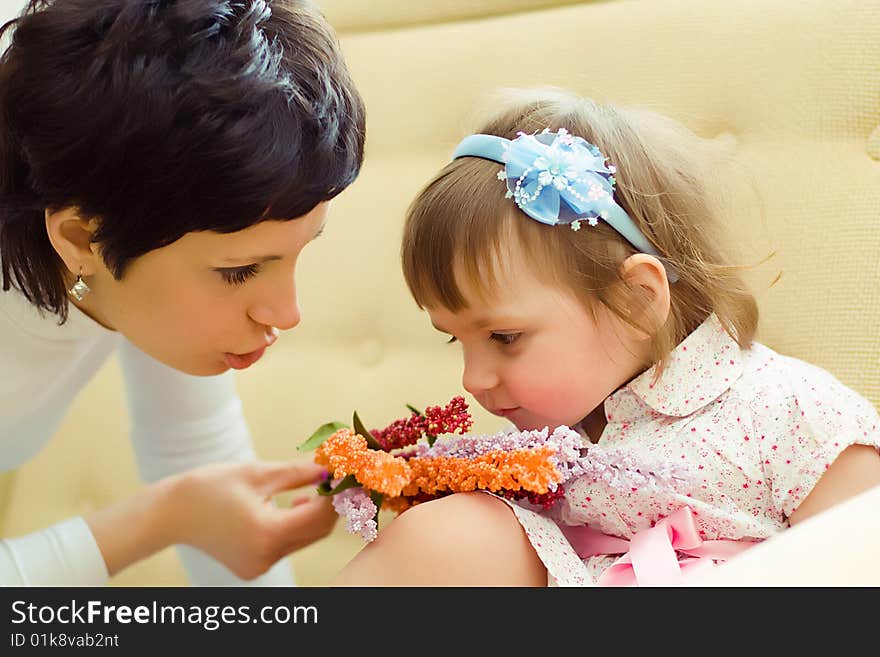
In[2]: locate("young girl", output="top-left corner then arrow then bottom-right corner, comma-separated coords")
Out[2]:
332,88 -> 880,586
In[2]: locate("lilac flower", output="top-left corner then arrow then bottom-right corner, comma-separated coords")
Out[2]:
331,487 -> 378,542
574,444 -> 691,493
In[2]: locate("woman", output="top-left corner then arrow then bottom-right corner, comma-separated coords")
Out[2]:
0,0 -> 365,585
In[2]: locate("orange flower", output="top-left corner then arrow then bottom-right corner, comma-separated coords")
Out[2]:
314,429 -> 562,512
315,428 -> 412,497
403,446 -> 560,497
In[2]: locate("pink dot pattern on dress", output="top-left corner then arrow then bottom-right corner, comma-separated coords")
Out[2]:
494,314 -> 880,586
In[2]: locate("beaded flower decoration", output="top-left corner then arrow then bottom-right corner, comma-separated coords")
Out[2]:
453,127 -> 678,281
299,396 -> 690,542
501,127 -> 617,231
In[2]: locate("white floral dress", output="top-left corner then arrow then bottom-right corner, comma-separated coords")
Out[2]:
493,314 -> 880,586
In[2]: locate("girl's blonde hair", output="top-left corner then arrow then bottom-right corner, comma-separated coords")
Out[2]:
401,87 -> 758,378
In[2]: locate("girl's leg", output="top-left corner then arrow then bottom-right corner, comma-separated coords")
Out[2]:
331,492 -> 547,586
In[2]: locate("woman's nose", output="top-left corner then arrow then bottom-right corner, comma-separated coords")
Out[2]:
270,297 -> 301,331
250,272 -> 302,331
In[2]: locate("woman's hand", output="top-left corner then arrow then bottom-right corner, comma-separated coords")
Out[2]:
86,460 -> 336,580
167,460 -> 336,579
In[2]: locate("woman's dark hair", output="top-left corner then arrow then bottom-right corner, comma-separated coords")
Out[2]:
0,0 -> 366,322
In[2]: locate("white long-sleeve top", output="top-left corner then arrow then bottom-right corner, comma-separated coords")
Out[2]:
0,285 -> 294,586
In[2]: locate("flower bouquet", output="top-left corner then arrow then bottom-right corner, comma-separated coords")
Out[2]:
299,396 -> 689,542
299,397 -> 691,541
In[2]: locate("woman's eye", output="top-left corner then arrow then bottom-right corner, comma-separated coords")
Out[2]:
217,264 -> 260,285
490,332 -> 521,345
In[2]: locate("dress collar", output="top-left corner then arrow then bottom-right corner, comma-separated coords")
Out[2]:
609,313 -> 746,420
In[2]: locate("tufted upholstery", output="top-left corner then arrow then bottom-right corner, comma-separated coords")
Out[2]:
1,0 -> 878,586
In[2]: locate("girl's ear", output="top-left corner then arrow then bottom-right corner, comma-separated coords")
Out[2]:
617,253 -> 671,340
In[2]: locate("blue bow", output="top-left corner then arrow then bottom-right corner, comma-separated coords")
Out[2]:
500,128 -> 617,227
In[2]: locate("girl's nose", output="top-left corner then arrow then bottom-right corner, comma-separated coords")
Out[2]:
462,352 -> 498,396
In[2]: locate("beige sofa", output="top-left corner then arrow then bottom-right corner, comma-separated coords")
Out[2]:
2,0 -> 878,586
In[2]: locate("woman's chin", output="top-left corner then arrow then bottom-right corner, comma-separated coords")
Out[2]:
148,351 -> 230,377
197,359 -> 235,376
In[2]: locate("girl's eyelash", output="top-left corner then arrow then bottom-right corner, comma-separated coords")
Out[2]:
491,332 -> 521,345
217,264 -> 260,285
446,334 -> 520,345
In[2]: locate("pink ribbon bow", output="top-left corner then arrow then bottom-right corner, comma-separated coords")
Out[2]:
560,506 -> 756,586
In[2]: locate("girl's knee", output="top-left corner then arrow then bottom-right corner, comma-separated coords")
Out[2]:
338,492 -> 546,586
424,492 -> 534,546
401,492 -> 514,530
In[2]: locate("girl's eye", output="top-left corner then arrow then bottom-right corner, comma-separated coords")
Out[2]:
217,264 -> 260,285
446,336 -> 458,344
491,332 -> 521,346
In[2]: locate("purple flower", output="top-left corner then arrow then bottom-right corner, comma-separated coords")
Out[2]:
574,444 -> 692,493
331,487 -> 378,542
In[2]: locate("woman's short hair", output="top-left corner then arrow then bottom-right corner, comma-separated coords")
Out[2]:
0,0 -> 366,321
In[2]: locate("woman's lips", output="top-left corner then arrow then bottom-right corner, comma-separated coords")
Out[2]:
224,328 -> 278,370
224,345 -> 267,370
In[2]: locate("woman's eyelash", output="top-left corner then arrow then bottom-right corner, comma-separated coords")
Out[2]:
491,332 -> 521,345
217,264 -> 260,285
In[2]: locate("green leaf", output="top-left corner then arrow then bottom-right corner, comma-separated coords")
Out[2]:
426,434 -> 437,447
369,490 -> 384,527
353,410 -> 384,450
405,403 -> 423,416
297,421 -> 349,452
316,474 -> 361,496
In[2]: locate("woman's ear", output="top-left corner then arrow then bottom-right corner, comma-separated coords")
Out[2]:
45,208 -> 100,276
618,253 -> 671,339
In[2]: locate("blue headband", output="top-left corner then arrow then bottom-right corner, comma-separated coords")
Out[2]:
453,128 -> 678,282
